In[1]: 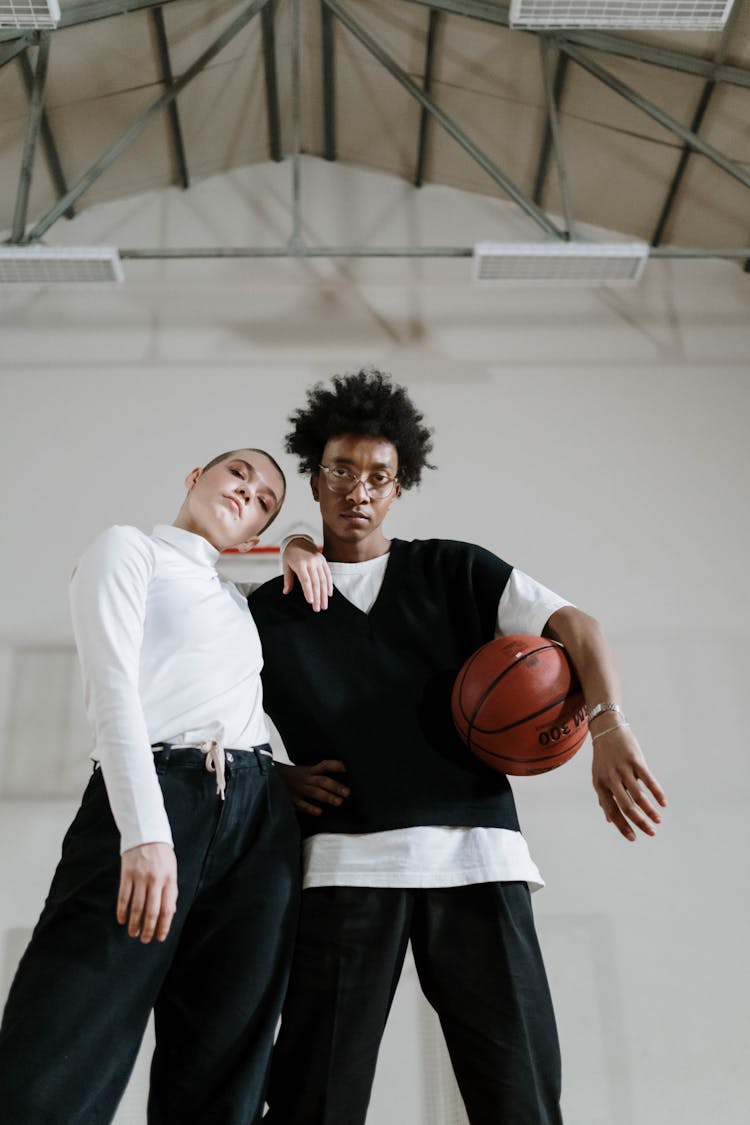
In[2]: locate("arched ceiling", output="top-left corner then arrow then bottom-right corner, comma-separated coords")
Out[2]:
1,0 -> 749,267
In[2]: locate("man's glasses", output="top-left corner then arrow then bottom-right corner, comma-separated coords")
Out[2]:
318,464 -> 398,500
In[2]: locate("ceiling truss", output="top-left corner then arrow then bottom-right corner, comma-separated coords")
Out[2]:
1,0 -> 749,268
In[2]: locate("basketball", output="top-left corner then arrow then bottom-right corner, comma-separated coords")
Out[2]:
451,635 -> 588,775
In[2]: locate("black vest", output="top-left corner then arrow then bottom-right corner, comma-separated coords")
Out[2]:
249,538 -> 520,836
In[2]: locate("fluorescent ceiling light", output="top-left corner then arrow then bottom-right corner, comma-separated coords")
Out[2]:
0,245 -> 124,283
0,0 -> 60,29
509,0 -> 734,29
473,241 -> 649,284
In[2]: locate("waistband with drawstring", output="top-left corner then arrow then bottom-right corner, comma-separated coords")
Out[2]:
150,741 -> 273,801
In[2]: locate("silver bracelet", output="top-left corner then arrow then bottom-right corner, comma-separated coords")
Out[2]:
591,722 -> 630,745
587,701 -> 626,724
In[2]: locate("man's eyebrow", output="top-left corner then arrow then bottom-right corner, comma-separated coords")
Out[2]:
329,457 -> 395,470
232,459 -> 280,507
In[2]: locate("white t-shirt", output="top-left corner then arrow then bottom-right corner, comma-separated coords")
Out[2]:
301,552 -> 571,892
70,523 -> 268,853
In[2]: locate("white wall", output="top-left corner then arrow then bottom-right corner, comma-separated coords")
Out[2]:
1,158 -> 749,1124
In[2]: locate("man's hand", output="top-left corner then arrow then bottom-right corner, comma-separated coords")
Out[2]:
282,536 -> 333,612
591,725 -> 667,842
276,760 -> 350,816
117,842 -> 178,944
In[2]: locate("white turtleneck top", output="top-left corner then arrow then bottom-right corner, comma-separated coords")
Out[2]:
69,523 -> 268,853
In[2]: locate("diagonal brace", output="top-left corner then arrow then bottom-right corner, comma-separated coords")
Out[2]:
151,6 -> 190,189
17,46 -> 75,221
323,0 -> 563,239
12,36 -> 51,244
556,39 -> 750,194
24,0 -> 272,244
538,38 -> 574,238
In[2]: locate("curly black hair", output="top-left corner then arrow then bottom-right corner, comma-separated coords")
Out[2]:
285,369 -> 435,491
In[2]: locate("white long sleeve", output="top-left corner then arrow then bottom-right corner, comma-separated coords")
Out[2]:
70,524 -> 268,853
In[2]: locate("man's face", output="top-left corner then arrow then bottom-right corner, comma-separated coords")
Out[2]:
312,434 -> 400,549
183,449 -> 284,551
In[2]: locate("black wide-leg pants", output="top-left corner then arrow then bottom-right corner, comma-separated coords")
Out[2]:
264,882 -> 562,1125
0,747 -> 300,1125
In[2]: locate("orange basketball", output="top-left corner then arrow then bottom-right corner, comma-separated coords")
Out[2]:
452,635 -> 588,775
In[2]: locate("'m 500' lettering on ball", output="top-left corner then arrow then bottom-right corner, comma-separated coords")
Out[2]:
451,635 -> 588,776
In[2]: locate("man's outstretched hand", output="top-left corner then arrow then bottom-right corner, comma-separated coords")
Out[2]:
591,725 -> 667,842
276,760 -> 350,816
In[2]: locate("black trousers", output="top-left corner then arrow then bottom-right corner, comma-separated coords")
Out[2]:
264,882 -> 562,1125
0,746 -> 300,1125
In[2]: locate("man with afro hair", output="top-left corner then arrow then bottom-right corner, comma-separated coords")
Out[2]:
249,369 -> 666,1125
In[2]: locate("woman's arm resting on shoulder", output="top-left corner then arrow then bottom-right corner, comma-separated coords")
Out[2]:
543,605 -> 667,842
281,535 -> 333,612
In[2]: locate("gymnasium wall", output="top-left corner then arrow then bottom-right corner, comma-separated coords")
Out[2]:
1,158 -> 748,1125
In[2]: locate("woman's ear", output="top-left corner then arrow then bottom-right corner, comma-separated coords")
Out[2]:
184,467 -> 201,491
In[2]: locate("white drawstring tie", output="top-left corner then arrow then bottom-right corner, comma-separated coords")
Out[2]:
199,737 -> 227,801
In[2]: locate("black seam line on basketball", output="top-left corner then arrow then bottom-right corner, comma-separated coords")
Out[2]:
468,692 -> 584,736
461,641 -> 558,742
463,648 -> 568,751
476,737 -> 586,766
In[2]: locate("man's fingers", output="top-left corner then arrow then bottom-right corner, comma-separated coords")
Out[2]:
598,792 -> 636,841
306,761 -> 349,803
306,784 -> 348,806
309,760 -> 348,774
294,798 -> 322,816
636,763 -> 668,808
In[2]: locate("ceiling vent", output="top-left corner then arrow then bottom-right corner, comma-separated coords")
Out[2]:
508,0 -> 733,29
0,0 -> 60,29
0,245 -> 124,283
472,241 -> 649,284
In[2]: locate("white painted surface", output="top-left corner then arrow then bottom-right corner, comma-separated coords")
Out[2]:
1,158 -> 748,1123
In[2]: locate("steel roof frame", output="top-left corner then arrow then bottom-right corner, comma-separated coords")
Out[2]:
16,40 -> 74,220
16,0 -> 274,244
0,0 -> 748,266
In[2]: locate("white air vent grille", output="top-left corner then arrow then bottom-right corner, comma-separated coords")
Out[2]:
509,0 -> 733,28
0,246 -> 124,283
0,0 -> 60,28
473,241 -> 649,284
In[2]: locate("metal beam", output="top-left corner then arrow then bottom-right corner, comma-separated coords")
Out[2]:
415,8 -> 441,187
24,0 -> 272,244
119,245 -> 474,258
0,0 -> 184,41
17,47 -> 75,220
651,3 -> 740,246
261,0 -> 282,162
538,39 -> 574,237
556,27 -> 750,92
290,0 -> 302,248
558,40 -> 750,194
323,0 -> 564,239
0,33 -> 36,67
151,6 -> 189,189
401,0 -> 750,91
532,47 -> 568,206
321,0 -> 336,160
11,35 -> 50,243
113,244 -> 750,260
